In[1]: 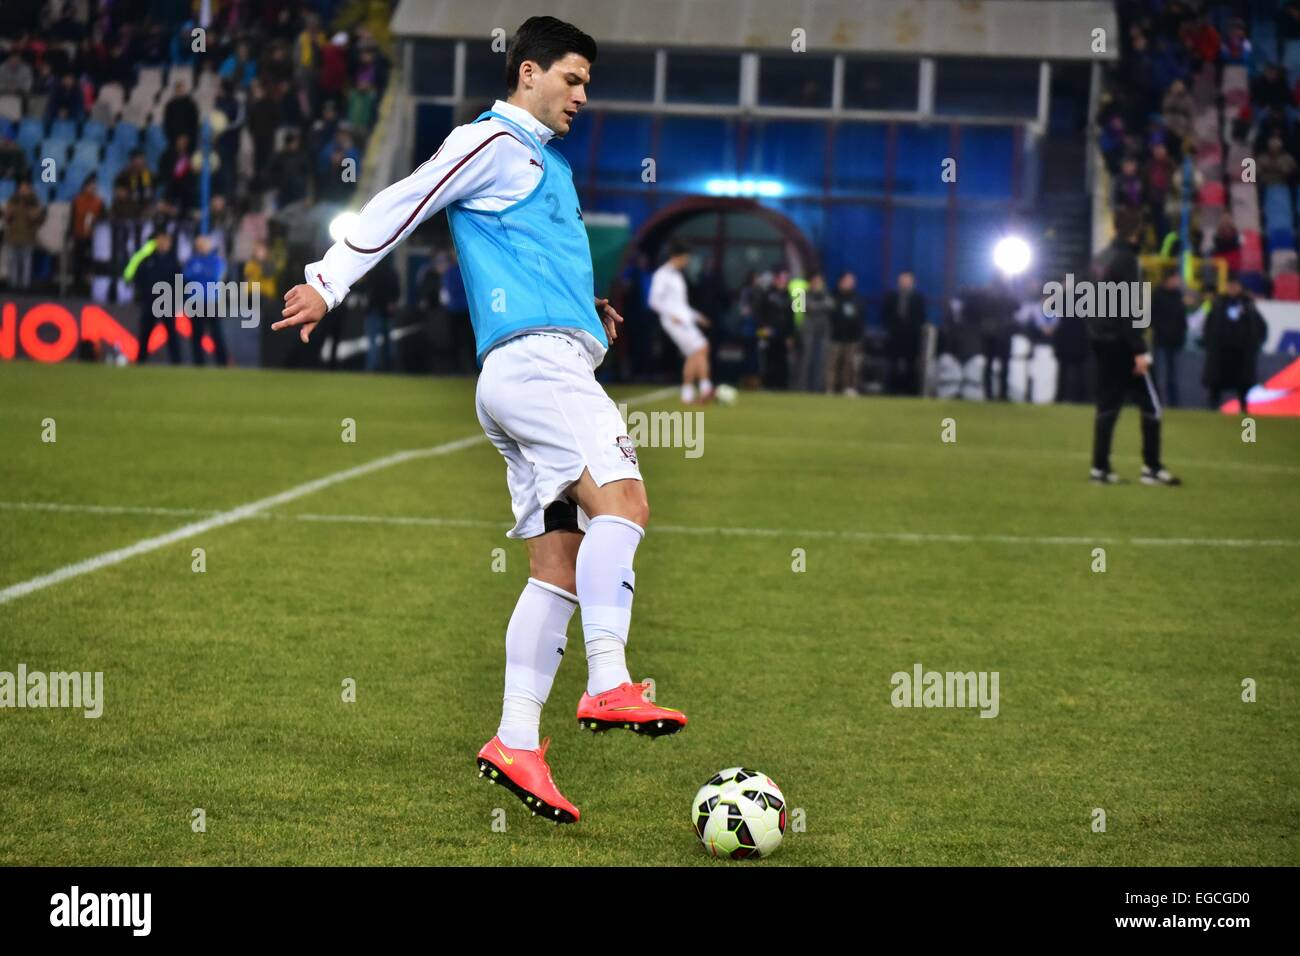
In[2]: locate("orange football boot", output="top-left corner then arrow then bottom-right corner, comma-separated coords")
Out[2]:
476,735 -> 580,824
576,680 -> 688,737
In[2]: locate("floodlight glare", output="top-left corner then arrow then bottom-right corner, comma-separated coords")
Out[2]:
992,236 -> 1032,276
329,212 -> 360,243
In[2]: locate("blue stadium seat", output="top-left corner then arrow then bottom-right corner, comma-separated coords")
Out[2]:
71,140 -> 101,165
144,125 -> 166,167
54,176 -> 80,202
49,118 -> 77,142
145,141 -> 165,170
0,119 -> 13,141
64,157 -> 96,188
38,138 -> 72,167
1286,40 -> 1300,77
1263,185 -> 1292,226
79,119 -> 108,143
1240,272 -> 1269,296
105,137 -> 137,164
99,161 -> 123,191
1253,19 -> 1278,62
1265,208 -> 1291,236
1267,228 -> 1295,253
16,118 -> 45,153
109,121 -> 140,149
0,178 -> 14,203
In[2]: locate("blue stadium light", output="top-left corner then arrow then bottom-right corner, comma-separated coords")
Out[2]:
705,178 -> 785,198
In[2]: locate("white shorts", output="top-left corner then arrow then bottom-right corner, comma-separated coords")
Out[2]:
476,332 -> 643,539
660,315 -> 708,357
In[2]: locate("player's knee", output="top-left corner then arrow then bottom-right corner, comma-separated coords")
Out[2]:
628,498 -> 649,529
598,485 -> 649,529
528,549 -> 578,594
531,563 -> 577,596
623,487 -> 650,529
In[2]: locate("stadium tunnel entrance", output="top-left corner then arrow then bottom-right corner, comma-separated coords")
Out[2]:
611,198 -> 819,384
619,197 -> 818,296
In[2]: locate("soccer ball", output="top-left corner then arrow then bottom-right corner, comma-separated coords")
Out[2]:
713,383 -> 738,405
691,767 -> 786,859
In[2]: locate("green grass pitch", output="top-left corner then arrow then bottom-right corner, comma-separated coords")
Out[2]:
1,360 -> 1297,865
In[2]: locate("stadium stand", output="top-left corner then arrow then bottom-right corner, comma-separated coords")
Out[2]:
0,1 -> 393,301
1099,0 -> 1300,295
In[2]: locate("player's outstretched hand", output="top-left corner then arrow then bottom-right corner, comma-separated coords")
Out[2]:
274,284 -> 328,343
595,296 -> 623,343
695,312 -> 712,329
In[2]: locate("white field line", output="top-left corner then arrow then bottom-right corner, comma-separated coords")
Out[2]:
730,434 -> 1300,476
0,437 -> 481,605
5,500 -> 1298,549
284,516 -> 1300,548
0,387 -> 676,605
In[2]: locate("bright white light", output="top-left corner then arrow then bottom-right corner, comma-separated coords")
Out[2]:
329,211 -> 360,243
705,178 -> 785,198
992,236 -> 1032,276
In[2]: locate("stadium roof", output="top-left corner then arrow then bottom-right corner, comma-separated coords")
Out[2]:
391,0 -> 1118,61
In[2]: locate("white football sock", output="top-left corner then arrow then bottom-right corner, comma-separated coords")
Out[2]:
682,382 -> 696,403
576,514 -> 643,695
700,378 -> 714,394
497,577 -> 577,750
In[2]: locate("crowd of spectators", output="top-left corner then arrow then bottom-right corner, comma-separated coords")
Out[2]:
1097,0 -> 1300,296
612,256 -> 881,397
0,0 -> 394,365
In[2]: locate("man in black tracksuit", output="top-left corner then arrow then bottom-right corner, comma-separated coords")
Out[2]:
1087,211 -> 1181,485
882,271 -> 926,395
979,281 -> 1017,401
131,230 -> 183,365
759,270 -> 795,390
1150,269 -> 1189,407
1202,276 -> 1268,415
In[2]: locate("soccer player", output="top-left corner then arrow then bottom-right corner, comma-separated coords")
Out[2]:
272,16 -> 687,824
648,241 -> 714,403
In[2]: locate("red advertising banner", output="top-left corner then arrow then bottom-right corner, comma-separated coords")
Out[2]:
0,296 -> 221,363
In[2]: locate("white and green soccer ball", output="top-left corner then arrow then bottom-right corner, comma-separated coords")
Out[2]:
713,383 -> 738,406
692,767 -> 786,859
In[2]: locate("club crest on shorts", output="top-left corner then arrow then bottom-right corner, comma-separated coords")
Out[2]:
615,434 -> 638,464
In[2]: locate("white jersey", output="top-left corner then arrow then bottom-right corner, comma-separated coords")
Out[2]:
648,262 -> 707,356
647,263 -> 693,327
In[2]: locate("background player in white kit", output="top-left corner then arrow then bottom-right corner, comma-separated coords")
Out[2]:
271,17 -> 687,825
648,241 -> 714,404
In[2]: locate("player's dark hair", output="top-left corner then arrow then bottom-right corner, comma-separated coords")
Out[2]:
505,16 -> 597,93
666,240 -> 689,258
